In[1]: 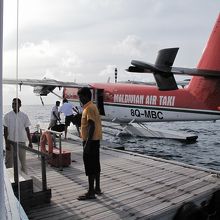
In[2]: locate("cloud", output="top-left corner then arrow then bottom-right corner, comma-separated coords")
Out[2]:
3,40 -> 84,81
4,40 -> 57,78
21,40 -> 55,57
99,65 -> 116,76
113,35 -> 146,57
60,51 -> 83,70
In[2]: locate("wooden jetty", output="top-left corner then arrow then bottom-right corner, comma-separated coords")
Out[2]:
24,138 -> 220,220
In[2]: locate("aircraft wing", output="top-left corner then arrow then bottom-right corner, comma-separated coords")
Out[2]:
119,79 -> 190,88
3,78 -> 90,88
3,78 -> 90,96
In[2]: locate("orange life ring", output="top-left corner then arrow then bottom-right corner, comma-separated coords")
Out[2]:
40,131 -> 53,154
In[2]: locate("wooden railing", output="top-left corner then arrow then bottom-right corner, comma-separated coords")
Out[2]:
12,129 -> 64,190
12,143 -> 49,191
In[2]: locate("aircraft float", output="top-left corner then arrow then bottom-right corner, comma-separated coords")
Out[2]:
3,14 -> 220,142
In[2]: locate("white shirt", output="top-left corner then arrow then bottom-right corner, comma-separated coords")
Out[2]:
50,105 -> 59,120
59,102 -> 76,116
3,110 -> 31,142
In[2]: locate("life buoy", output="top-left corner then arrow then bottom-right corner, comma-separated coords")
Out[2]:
40,131 -> 53,154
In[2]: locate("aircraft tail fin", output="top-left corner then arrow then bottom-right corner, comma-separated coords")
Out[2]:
187,14 -> 220,109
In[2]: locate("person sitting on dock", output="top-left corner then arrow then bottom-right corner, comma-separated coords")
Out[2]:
77,87 -> 103,200
48,101 -> 61,130
3,98 -> 33,173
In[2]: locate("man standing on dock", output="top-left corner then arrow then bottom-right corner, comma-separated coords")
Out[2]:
77,87 -> 102,200
3,98 -> 33,173
48,100 -> 61,130
59,98 -> 80,138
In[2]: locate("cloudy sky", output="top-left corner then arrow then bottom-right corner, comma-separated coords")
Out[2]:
2,0 -> 220,105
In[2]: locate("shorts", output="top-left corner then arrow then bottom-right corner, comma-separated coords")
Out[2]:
65,115 -> 74,126
72,113 -> 82,127
83,140 -> 101,176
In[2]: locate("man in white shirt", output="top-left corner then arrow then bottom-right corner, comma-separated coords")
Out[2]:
48,101 -> 61,129
59,98 -> 80,138
3,98 -> 33,173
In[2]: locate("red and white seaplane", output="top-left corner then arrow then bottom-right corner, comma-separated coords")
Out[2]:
4,14 -> 220,141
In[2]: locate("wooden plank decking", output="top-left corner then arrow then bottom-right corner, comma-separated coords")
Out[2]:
25,138 -> 220,220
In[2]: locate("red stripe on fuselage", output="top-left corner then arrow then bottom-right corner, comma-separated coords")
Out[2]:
90,83 -> 216,111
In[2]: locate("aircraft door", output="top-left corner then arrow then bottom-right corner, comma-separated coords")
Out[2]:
95,89 -> 105,116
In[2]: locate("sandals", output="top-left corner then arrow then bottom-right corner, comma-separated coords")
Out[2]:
95,188 -> 103,195
77,192 -> 96,200
77,188 -> 103,200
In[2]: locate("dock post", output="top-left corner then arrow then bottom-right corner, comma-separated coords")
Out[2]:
59,134 -> 63,171
41,155 -> 47,191
12,143 -> 19,185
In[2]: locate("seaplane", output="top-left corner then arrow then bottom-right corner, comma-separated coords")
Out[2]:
3,14 -> 220,142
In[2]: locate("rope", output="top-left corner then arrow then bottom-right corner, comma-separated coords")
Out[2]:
0,0 -> 5,218
15,0 -> 22,218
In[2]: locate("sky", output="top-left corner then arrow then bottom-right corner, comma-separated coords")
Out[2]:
2,0 -> 220,105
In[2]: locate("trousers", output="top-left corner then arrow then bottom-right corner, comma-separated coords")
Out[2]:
5,141 -> 27,173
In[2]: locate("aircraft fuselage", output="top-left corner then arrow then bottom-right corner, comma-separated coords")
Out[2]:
63,82 -> 220,123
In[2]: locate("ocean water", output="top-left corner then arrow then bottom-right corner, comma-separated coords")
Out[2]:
3,104 -> 220,171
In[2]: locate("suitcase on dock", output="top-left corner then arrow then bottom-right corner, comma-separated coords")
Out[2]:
31,131 -> 40,143
48,148 -> 71,167
51,123 -> 65,132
